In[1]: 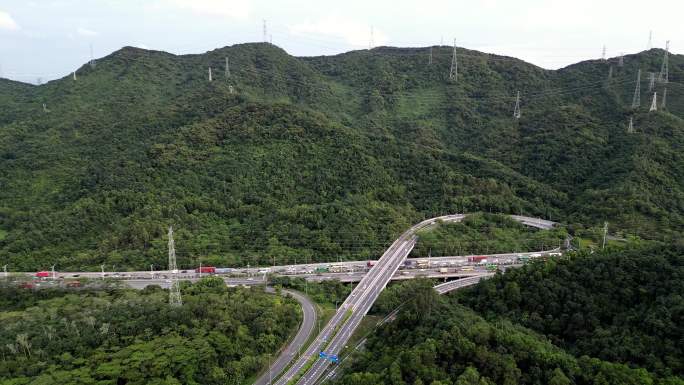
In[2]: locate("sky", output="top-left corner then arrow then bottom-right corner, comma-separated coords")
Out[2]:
0,0 -> 681,83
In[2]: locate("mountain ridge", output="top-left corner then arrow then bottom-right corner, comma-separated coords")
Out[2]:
0,43 -> 682,270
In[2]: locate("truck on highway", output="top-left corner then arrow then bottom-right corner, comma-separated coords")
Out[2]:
367,261 -> 376,268
439,267 -> 449,273
468,256 -> 488,263
460,266 -> 474,272
485,264 -> 498,271
35,271 -> 51,278
195,266 -> 216,274
315,266 -> 329,274
416,259 -> 429,268
329,264 -> 346,273
215,268 -> 231,274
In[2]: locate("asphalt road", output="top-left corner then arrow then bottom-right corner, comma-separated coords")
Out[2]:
276,214 -> 467,385
254,289 -> 317,385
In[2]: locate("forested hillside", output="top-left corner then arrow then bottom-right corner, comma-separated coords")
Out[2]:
336,279 -> 683,385
459,244 -> 684,379
1,43 -> 683,270
0,278 -> 301,384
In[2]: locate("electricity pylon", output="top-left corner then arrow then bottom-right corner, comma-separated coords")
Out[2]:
89,44 -> 96,69
225,57 -> 230,78
513,91 -> 521,119
631,69 -> 641,108
627,117 -> 635,134
649,92 -> 657,112
661,87 -> 667,109
208,67 -> 212,82
168,226 -> 182,306
658,40 -> 669,83
449,39 -> 458,82
648,72 -> 656,92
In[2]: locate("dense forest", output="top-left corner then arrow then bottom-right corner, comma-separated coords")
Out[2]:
412,213 -> 568,257
458,244 -> 684,379
0,278 -> 301,384
1,43 -> 683,271
335,251 -> 684,385
335,268 -> 684,385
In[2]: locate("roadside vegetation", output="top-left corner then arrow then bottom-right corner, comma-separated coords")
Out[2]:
0,277 -> 301,385
413,213 -> 568,257
335,245 -> 684,385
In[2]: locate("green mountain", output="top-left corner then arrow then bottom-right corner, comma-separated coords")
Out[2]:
0,43 -> 682,270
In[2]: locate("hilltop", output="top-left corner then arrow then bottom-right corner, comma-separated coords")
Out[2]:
0,43 -> 682,270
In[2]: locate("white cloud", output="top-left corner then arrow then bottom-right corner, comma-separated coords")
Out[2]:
289,17 -> 388,48
0,10 -> 19,31
164,0 -> 250,19
77,27 -> 98,37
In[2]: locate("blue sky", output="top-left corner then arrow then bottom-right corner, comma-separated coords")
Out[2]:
0,0 -> 681,83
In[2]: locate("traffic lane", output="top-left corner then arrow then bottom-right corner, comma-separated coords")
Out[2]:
254,289 -> 317,385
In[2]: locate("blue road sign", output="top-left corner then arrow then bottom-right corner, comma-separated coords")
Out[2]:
319,351 -> 327,358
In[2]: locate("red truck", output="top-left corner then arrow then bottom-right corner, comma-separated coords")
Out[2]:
195,266 -> 216,274
467,256 -> 488,263
35,271 -> 51,278
366,261 -> 376,268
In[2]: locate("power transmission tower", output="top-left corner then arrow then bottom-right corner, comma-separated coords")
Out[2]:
73,71 -> 77,81
42,103 -> 49,113
208,67 -> 212,82
618,53 -> 624,67
602,222 -> 608,249
225,57 -> 230,78
627,117 -> 635,134
658,40 -> 669,83
513,91 -> 521,119
661,87 -> 667,109
369,26 -> 375,49
647,30 -> 653,49
631,69 -> 641,108
262,20 -> 267,43
648,72 -> 656,92
428,47 -> 432,65
649,92 -> 658,112
89,44 -> 96,68
168,226 -> 182,306
449,39 -> 458,82
601,45 -> 606,60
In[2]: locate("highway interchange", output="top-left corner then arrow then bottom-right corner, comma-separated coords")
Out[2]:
11,214 -> 558,385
